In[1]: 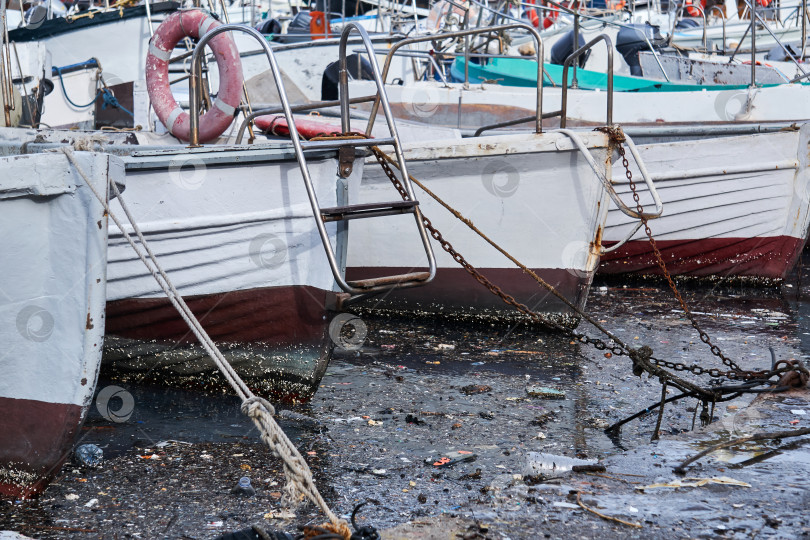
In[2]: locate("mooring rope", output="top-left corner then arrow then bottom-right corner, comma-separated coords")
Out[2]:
60,146 -> 349,537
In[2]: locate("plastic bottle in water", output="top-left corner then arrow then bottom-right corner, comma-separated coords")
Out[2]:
74,444 -> 103,468
231,476 -> 256,497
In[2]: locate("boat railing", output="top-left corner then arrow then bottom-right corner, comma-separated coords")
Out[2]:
188,23 -> 437,297
670,3 -> 709,51
742,0 -> 809,81
708,5 -> 727,51
539,0 -> 671,82
668,2 -> 709,52
365,23 -> 545,133
560,34 -> 614,128
726,0 -> 808,84
0,0 -> 14,126
352,48 -> 452,83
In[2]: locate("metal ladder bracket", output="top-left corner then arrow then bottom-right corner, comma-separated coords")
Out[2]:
338,146 -> 355,178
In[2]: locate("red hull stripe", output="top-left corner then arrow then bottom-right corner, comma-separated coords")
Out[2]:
106,285 -> 332,346
599,236 -> 805,279
346,266 -> 591,314
0,397 -> 84,498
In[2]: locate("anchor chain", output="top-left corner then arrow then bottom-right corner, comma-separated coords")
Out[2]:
372,147 -> 643,359
352,135 -> 805,400
601,125 -> 766,381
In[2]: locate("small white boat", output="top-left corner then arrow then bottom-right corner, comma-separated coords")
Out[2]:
349,78 -> 810,129
101,134 -> 370,401
601,123 -> 810,280
0,19 -> 437,401
0,151 -> 122,498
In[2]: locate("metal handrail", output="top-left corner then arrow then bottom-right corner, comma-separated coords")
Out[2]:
537,0 -> 671,82
743,0 -> 810,81
709,5 -> 727,51
188,23 -> 436,295
561,34 -> 613,129
669,2 -> 708,52
353,48 -> 451,83
556,128 -> 663,222
365,23 -> 544,134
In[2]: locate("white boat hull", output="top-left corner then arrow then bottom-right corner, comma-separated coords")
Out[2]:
347,131 -> 612,323
601,124 -> 810,279
0,151 -> 121,498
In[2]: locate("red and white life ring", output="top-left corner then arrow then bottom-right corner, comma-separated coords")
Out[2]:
145,9 -> 243,143
684,0 -> 706,17
525,0 -> 558,29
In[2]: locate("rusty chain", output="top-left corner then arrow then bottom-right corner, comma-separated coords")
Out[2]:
373,147 -> 643,358
599,126 -> 772,381
344,136 -> 805,394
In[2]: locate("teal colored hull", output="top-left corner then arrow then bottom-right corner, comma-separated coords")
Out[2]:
450,57 -> 795,93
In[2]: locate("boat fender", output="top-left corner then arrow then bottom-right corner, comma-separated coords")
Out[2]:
256,17 -> 282,36
254,114 -> 343,139
145,9 -> 243,143
674,17 -> 702,29
550,29 -> 589,68
765,43 -> 798,62
321,53 -> 374,101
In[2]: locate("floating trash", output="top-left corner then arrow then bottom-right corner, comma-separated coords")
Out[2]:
74,444 -> 103,468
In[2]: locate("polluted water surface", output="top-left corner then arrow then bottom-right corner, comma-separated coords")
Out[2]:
4,252 -> 810,539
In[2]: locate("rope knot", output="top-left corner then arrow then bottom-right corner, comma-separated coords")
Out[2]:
241,396 -> 276,418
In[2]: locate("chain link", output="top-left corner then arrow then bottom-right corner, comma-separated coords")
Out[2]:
369,139 -> 796,386
606,128 -> 749,379
372,147 -> 627,356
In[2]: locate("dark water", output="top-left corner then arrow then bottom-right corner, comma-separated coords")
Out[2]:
3,252 -> 810,538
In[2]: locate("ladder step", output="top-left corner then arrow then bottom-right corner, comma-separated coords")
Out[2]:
300,137 -> 396,150
348,272 -> 431,290
321,200 -> 417,222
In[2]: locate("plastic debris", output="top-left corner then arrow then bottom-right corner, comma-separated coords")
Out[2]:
231,476 -> 256,497
0,532 -> 36,540
638,476 -> 751,490
526,386 -> 566,399
74,444 -> 103,468
263,510 -> 295,519
525,452 -> 597,475
428,450 -> 477,468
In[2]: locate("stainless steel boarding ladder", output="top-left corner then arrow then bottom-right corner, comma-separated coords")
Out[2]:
188,22 -> 436,299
